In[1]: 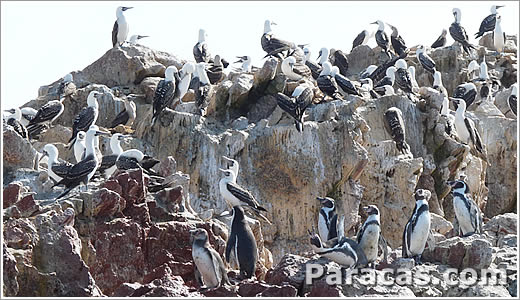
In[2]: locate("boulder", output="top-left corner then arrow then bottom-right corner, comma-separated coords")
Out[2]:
423,235 -> 493,270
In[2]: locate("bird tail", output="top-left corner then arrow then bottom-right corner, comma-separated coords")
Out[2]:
56,187 -> 73,200
474,31 -> 484,39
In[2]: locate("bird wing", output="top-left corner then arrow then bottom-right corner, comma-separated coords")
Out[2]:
70,106 -> 96,142
476,14 -> 496,37
333,50 -> 349,76
391,36 -> 407,56
225,231 -> 236,263
7,118 -> 28,139
450,22 -> 469,43
52,161 -> 74,178
327,213 -> 338,240
276,93 -> 298,119
193,42 -> 211,63
296,87 -> 314,112
305,61 -> 322,80
29,102 -> 62,125
419,53 -> 436,73
153,80 -> 176,120
226,181 -> 262,210
464,117 -> 484,155
261,33 -> 294,53
375,76 -> 392,88
375,31 -> 389,50
352,31 -> 366,50
396,69 -> 413,93
112,21 -> 118,47
508,95 -> 517,116
317,75 -> 340,98
98,154 -> 118,173
116,155 -> 141,171
463,88 -> 477,107
58,158 -> 97,187
431,34 -> 446,48
335,74 -> 359,96
466,194 -> 482,233
292,63 -> 312,78
110,109 -> 129,128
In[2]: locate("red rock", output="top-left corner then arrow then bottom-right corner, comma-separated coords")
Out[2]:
123,203 -> 151,227
3,182 -> 23,208
144,263 -> 172,284
265,254 -> 308,290
147,199 -> 175,222
4,218 -> 37,249
3,243 -> 19,296
238,281 -> 270,296
114,169 -> 147,206
201,285 -> 239,297
159,156 -> 177,177
259,284 -> 298,297
156,186 -> 183,213
15,194 -> 40,217
93,188 -> 125,217
112,282 -> 143,297
305,279 -> 342,297
102,179 -> 123,195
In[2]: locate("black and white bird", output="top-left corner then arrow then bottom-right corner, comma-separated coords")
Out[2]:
68,91 -> 101,146
374,66 -> 396,94
73,131 -> 86,163
206,55 -> 226,85
54,125 -> 109,199
110,99 -> 136,128
302,47 -> 321,80
408,66 -> 420,93
98,133 -> 131,179
316,47 -> 330,66
235,56 -> 253,73
330,49 -> 349,76
193,62 -> 212,116
276,85 -> 313,132
27,98 -> 65,130
112,6 -> 132,47
371,20 -> 389,54
431,29 -> 447,49
360,65 -> 378,80
394,59 -> 416,97
352,29 -> 374,51
4,107 -> 28,139
368,55 -> 402,83
509,84 -> 517,116
433,71 -> 448,97
317,196 -> 338,242
317,62 -> 342,100
384,107 -> 411,155
15,107 -> 38,127
115,149 -> 160,174
356,205 -> 381,268
387,23 -> 407,57
446,180 -> 483,237
56,73 -> 75,100
308,231 -> 363,269
475,58 -> 492,100
225,206 -> 258,279
402,189 -> 431,264
467,60 -> 480,80
39,144 -> 73,183
152,66 -> 180,124
261,20 -> 295,58
416,45 -> 436,74
218,168 -> 267,213
222,156 -> 239,179
493,15 -> 505,54
358,78 -> 382,98
191,228 -> 230,290
453,82 -> 477,109
450,8 -> 476,55
331,66 -> 361,97
373,84 -> 395,97
281,56 -> 312,81
128,34 -> 148,45
452,98 -> 487,161
178,62 -> 196,102
475,5 -> 504,39
193,29 -> 211,63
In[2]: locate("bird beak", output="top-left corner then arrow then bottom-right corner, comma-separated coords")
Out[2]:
218,168 -> 227,173
122,6 -> 133,11
38,151 -> 48,163
271,22 -> 277,25
370,21 -> 377,25
139,35 -> 149,39
496,5 -> 504,9
3,109 -> 15,114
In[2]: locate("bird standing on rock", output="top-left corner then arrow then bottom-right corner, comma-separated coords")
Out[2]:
449,8 -> 476,55
276,85 -> 313,133
402,189 -> 432,264
112,6 -> 132,47
431,29 -> 447,49
68,91 -> 101,147
225,206 -> 258,279
475,5 -> 504,39
152,66 -> 180,124
191,228 -> 230,290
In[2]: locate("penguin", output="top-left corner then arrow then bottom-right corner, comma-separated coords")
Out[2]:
402,189 -> 432,264
308,230 -> 366,268
356,205 -> 381,268
190,228 -> 230,290
317,196 -> 338,242
225,206 -> 257,279
446,180 -> 483,237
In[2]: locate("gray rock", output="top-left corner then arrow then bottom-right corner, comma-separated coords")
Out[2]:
3,127 -> 38,173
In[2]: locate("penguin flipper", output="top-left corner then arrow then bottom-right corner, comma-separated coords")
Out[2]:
225,233 -> 236,263
194,264 -> 203,287
378,235 -> 389,263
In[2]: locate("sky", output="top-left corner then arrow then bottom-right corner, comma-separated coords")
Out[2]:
1,1 -> 519,111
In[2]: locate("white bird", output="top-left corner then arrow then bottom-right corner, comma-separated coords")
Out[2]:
110,99 -> 136,128
416,46 -> 436,74
452,98 -> 487,160
128,34 -> 148,45
408,66 -> 420,92
316,47 -> 330,66
18,107 -> 38,127
39,144 -> 73,183
112,6 -> 132,47
281,56 -> 311,81
73,131 -> 86,163
493,15 -> 505,54
98,133 -> 131,178
433,71 -> 448,97
178,62 -> 196,102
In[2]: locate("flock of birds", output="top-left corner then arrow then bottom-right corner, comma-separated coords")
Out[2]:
2,4 -> 518,291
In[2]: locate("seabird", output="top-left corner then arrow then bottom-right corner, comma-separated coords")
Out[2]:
4,107 -> 28,139
218,168 -> 267,213
235,56 -> 253,73
387,23 -> 407,56
402,189 -> 432,264
408,66 -> 420,92
225,206 -> 258,279
206,55 -> 226,84
317,62 -> 342,100
110,99 -> 136,128
433,71 -> 448,97
493,15 -> 505,54
431,29 -> 447,49
368,54 -> 402,83
384,107 -> 411,155
475,5 -> 504,38
331,66 -> 362,97
371,20 -> 390,54
360,78 -> 382,98
356,205 -> 382,268
450,8 -> 476,55
330,49 -> 349,76
27,98 -> 65,129
476,57 -> 491,99
360,65 -> 377,80
352,29 -> 374,51
316,47 -> 330,66
373,84 -> 395,97
317,197 -> 338,242
112,6 -> 132,47
222,156 -> 239,178
39,144 -> 73,183
509,84 -> 517,116
276,85 -> 313,132
446,180 -> 483,237
416,45 -> 436,74
193,29 -> 212,63
452,98 -> 487,160
191,228 -> 230,289
73,131 -> 86,163
302,47 -> 321,79
128,34 -> 148,45
54,125 -> 109,199
98,133 -> 131,178
261,20 -> 295,58
453,82 -> 477,109
152,66 -> 180,124
16,107 -> 38,127
281,56 -> 311,81
193,63 -> 212,116
394,59 -> 416,97
374,66 -> 396,92
178,62 -> 196,102
115,149 -> 160,174
308,230 -> 365,269
467,60 -> 480,80
56,73 -> 75,100
68,91 -> 101,146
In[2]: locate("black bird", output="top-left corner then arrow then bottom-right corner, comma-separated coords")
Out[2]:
193,29 -> 212,63
206,55 -> 226,84
431,29 -> 448,49
352,29 -> 372,51
509,84 -> 517,116
368,53 -> 405,83
276,85 -> 313,132
394,59 -> 416,97
372,20 -> 390,54
453,82 -> 477,109
384,107 -> 410,155
302,47 -> 322,80
331,66 -> 362,97
450,8 -> 476,55
475,5 -> 504,39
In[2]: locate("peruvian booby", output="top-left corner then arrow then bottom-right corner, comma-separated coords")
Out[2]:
222,156 -> 239,178
27,98 -> 65,129
453,82 -> 477,109
194,29 -> 212,63
97,133 -> 131,179
276,85 -> 313,132
374,66 -> 396,91
416,45 -> 436,74
316,47 -> 330,66
218,168 -> 267,213
281,56 -> 312,81
360,78 -> 382,98
115,148 -> 160,175
330,49 -> 349,76
68,91 -> 100,146
509,84 -> 517,116
360,65 -> 377,80
235,56 -> 253,73
128,34 -> 148,45
476,57 -> 491,99
352,29 -> 374,50
368,54 -> 403,83
467,60 -> 480,80
73,131 -> 86,163
152,66 -> 180,124
433,71 -> 448,97
225,206 -> 258,279
440,96 -> 455,136
331,66 -> 362,97
431,29 -> 448,49
373,84 -> 395,97
54,125 -> 109,199
206,55 -> 226,84
317,62 -> 342,100
475,5 -> 504,38
394,59 -> 416,97
39,144 -> 73,183
317,197 -> 338,242
110,100 -> 136,128
408,66 -> 420,93
261,20 -> 295,58
372,20 -> 390,54
112,6 -> 132,47
384,107 -> 411,155
193,63 -> 212,116
191,228 -> 230,289
387,23 -> 408,57
452,98 -> 487,161
493,15 -> 505,54
56,73 -> 75,100
4,107 -> 28,139
446,180 -> 483,237
402,189 -> 432,264
178,62 -> 196,102
302,47 -> 321,79
356,205 -> 382,268
17,107 -> 38,127
450,8 -> 476,55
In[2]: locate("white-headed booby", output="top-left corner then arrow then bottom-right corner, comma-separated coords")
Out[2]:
235,56 -> 253,73
374,66 -> 396,90
112,6 -> 132,47
281,56 -> 311,81
194,29 -> 212,63
4,107 -> 28,139
27,98 -> 65,129
475,5 -> 504,38
453,82 -> 477,109
261,20 -> 296,58
218,168 -> 267,213
371,20 -> 389,53
387,23 -> 407,57
493,15 -> 505,54
360,65 -> 378,80
450,8 -> 476,55
111,99 -> 136,128
178,62 -> 196,102
128,34 -> 149,45
98,133 -> 131,178
394,59 -> 415,97
433,71 -> 448,97
416,45 -> 436,74
352,29 -> 374,51
302,48 -> 321,80
384,107 -> 411,155
39,144 -> 74,183
73,131 -> 86,163
452,98 -> 487,161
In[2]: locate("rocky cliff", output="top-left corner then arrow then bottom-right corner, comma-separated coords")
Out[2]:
2,32 -> 518,297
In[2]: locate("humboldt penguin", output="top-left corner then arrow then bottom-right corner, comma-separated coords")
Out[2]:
225,206 -> 258,279
191,228 -> 230,290
356,205 -> 381,268
317,196 -> 338,242
446,180 -> 483,237
402,189 -> 431,264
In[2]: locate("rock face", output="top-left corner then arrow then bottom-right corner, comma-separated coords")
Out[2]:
3,33 -> 517,297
